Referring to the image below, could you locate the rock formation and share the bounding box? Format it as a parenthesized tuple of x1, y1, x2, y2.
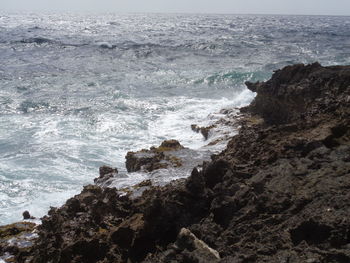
(125, 140, 184, 172)
(2, 63, 350, 263)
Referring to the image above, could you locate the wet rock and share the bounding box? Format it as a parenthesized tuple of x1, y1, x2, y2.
(94, 165, 118, 186)
(191, 124, 215, 140)
(190, 108, 242, 145)
(0, 222, 36, 240)
(117, 180, 153, 197)
(22, 211, 35, 220)
(158, 139, 184, 150)
(0, 222, 37, 262)
(20, 63, 350, 263)
(125, 140, 184, 172)
(126, 150, 164, 172)
(99, 165, 118, 177)
(22, 211, 30, 220)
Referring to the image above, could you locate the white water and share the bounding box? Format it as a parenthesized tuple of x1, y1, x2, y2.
(0, 13, 349, 224)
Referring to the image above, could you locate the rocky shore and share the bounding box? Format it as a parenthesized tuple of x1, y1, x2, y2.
(1, 62, 350, 263)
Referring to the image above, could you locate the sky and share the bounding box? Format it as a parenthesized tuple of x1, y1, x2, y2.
(1, 0, 350, 16)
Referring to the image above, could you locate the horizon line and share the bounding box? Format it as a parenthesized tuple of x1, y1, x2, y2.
(1, 10, 349, 17)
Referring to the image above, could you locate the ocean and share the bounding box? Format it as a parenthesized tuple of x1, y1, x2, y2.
(0, 13, 349, 224)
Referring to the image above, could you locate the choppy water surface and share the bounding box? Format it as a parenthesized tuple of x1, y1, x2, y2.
(0, 13, 349, 224)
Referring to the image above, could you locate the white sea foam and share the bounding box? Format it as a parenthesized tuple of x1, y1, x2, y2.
(0, 13, 349, 225)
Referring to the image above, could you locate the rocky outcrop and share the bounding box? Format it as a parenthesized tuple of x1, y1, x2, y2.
(29, 180, 212, 263)
(0, 222, 37, 262)
(8, 63, 350, 263)
(125, 140, 184, 173)
(244, 62, 350, 125)
(125, 140, 184, 172)
(94, 165, 119, 186)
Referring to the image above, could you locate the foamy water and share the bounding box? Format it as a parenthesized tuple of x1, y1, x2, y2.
(0, 13, 349, 224)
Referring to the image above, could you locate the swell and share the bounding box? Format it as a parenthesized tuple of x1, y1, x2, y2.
(193, 71, 269, 85)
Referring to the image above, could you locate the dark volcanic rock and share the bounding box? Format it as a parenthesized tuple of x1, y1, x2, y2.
(16, 63, 350, 263)
(22, 211, 33, 220)
(191, 124, 215, 140)
(28, 181, 211, 263)
(0, 221, 37, 262)
(144, 227, 221, 263)
(245, 62, 350, 125)
(94, 165, 118, 186)
(125, 140, 184, 172)
(99, 166, 118, 177)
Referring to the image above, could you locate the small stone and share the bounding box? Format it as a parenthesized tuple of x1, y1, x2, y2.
(23, 211, 31, 220)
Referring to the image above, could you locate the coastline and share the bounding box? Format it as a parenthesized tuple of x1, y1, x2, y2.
(1, 62, 350, 262)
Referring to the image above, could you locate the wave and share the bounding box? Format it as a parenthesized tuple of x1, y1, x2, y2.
(12, 38, 233, 53)
(193, 71, 269, 85)
(12, 37, 160, 51)
(20, 37, 55, 45)
(27, 26, 42, 31)
(97, 42, 116, 49)
(8, 36, 257, 58)
(12, 37, 87, 48)
(18, 100, 53, 114)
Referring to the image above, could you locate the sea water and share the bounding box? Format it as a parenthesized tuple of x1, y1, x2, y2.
(0, 13, 349, 224)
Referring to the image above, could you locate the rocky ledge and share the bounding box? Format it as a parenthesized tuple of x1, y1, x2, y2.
(125, 140, 185, 173)
(2, 63, 350, 263)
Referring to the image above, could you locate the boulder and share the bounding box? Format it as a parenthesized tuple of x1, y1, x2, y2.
(125, 140, 184, 172)
(94, 165, 118, 185)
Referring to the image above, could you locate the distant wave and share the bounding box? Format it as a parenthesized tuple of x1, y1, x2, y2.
(10, 37, 237, 53)
(8, 36, 260, 58)
(193, 71, 269, 85)
(97, 42, 116, 49)
(12, 37, 86, 47)
(27, 26, 42, 31)
(18, 100, 52, 114)
(20, 37, 55, 45)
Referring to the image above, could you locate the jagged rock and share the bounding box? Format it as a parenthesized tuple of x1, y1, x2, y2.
(186, 168, 205, 194)
(99, 165, 118, 177)
(15, 63, 350, 263)
(125, 140, 184, 172)
(94, 165, 118, 185)
(174, 228, 220, 262)
(0, 222, 37, 262)
(245, 62, 350, 125)
(110, 213, 144, 248)
(191, 124, 215, 140)
(157, 139, 184, 150)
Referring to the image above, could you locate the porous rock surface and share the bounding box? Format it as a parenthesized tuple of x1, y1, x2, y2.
(94, 165, 119, 186)
(0, 222, 37, 262)
(125, 140, 184, 172)
(11, 63, 350, 263)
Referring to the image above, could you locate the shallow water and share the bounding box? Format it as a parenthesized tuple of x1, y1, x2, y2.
(0, 13, 349, 224)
